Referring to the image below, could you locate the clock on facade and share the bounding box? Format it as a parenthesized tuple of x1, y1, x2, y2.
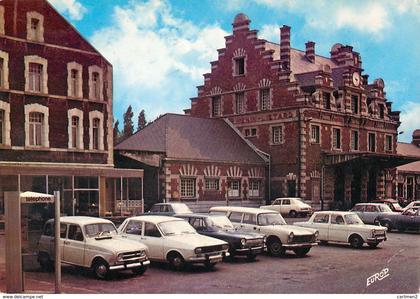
(352, 72, 361, 86)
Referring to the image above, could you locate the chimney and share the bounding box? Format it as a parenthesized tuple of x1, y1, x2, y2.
(305, 41, 315, 63)
(413, 130, 420, 147)
(280, 25, 291, 70)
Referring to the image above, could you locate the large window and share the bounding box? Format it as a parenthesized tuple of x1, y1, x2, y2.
(368, 133, 376, 152)
(71, 116, 80, 149)
(249, 180, 261, 197)
(29, 112, 44, 146)
(181, 178, 196, 198)
(351, 95, 359, 114)
(88, 66, 103, 100)
(323, 92, 331, 110)
(205, 178, 219, 191)
(0, 109, 4, 145)
(385, 135, 393, 152)
(351, 130, 359, 151)
(235, 92, 244, 114)
(212, 96, 221, 117)
(29, 63, 43, 92)
(311, 125, 320, 144)
(92, 72, 100, 99)
(228, 180, 240, 198)
(70, 69, 79, 97)
(92, 118, 100, 150)
(89, 111, 103, 150)
(332, 128, 341, 150)
(272, 126, 283, 144)
(234, 57, 245, 75)
(260, 88, 270, 111)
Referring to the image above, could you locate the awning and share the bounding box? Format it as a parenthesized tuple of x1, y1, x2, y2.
(323, 151, 419, 168)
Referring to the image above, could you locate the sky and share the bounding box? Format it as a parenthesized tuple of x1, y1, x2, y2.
(49, 0, 420, 142)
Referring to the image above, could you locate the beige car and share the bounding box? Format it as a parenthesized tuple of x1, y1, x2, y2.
(261, 197, 313, 217)
(38, 216, 150, 279)
(119, 215, 229, 270)
(294, 211, 387, 248)
(210, 206, 318, 257)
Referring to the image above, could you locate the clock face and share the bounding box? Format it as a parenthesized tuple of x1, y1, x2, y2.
(352, 72, 361, 86)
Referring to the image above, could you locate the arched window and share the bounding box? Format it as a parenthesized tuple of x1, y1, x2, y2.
(28, 112, 44, 146)
(24, 103, 49, 147)
(92, 118, 100, 150)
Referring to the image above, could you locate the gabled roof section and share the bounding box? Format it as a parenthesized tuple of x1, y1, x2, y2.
(396, 142, 420, 173)
(115, 114, 266, 164)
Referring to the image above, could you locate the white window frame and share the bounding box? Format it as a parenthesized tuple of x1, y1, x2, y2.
(351, 130, 359, 151)
(0, 6, 4, 35)
(68, 108, 84, 149)
(259, 88, 270, 111)
(89, 110, 104, 150)
(88, 65, 103, 100)
(310, 124, 320, 144)
(180, 177, 196, 198)
(385, 134, 393, 152)
(67, 62, 83, 98)
(205, 178, 219, 191)
(228, 179, 241, 198)
(24, 103, 49, 148)
(368, 132, 376, 152)
(248, 180, 261, 197)
(24, 55, 48, 94)
(332, 127, 342, 150)
(271, 125, 284, 145)
(0, 100, 11, 146)
(0, 50, 9, 89)
(26, 11, 44, 42)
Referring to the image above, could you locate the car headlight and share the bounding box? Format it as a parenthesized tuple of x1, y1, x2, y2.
(314, 230, 319, 238)
(194, 247, 202, 254)
(263, 236, 267, 244)
(117, 253, 124, 262)
(222, 244, 229, 250)
(241, 238, 247, 247)
(288, 232, 294, 243)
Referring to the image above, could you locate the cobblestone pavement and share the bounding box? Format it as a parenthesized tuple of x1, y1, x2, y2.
(0, 217, 419, 294)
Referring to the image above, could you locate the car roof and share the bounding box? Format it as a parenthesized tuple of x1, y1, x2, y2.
(125, 215, 184, 224)
(355, 203, 385, 206)
(313, 211, 355, 216)
(48, 216, 113, 226)
(210, 206, 275, 214)
(153, 202, 188, 206)
(177, 213, 227, 218)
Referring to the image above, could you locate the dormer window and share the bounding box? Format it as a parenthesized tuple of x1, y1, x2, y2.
(234, 57, 245, 75)
(323, 92, 331, 110)
(26, 12, 44, 42)
(379, 105, 385, 119)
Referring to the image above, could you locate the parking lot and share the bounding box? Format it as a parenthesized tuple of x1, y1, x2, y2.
(1, 216, 419, 294)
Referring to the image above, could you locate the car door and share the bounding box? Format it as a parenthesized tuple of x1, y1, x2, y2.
(311, 213, 330, 240)
(328, 215, 348, 242)
(240, 213, 260, 233)
(227, 212, 243, 229)
(363, 205, 379, 224)
(63, 224, 85, 265)
(142, 222, 164, 260)
(281, 199, 291, 214)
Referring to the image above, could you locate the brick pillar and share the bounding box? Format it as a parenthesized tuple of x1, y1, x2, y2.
(377, 170, 385, 199)
(305, 41, 315, 62)
(280, 25, 291, 70)
(360, 170, 368, 202)
(344, 171, 353, 207)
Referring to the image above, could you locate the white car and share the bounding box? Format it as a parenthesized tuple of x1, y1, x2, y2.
(294, 211, 387, 249)
(118, 215, 229, 270)
(260, 197, 313, 217)
(209, 206, 318, 257)
(402, 200, 420, 213)
(38, 216, 150, 279)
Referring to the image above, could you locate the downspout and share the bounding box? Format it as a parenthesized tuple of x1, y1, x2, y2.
(297, 109, 301, 197)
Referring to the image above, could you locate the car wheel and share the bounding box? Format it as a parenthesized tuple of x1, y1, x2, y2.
(267, 238, 285, 257)
(319, 240, 328, 246)
(373, 218, 380, 225)
(132, 265, 148, 276)
(168, 253, 185, 271)
(382, 221, 393, 232)
(93, 259, 110, 280)
(368, 242, 379, 249)
(293, 247, 310, 257)
(246, 253, 257, 261)
(349, 235, 364, 249)
(289, 210, 297, 218)
(38, 252, 53, 271)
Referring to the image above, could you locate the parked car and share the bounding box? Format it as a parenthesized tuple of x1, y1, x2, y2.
(209, 206, 318, 257)
(118, 215, 229, 270)
(402, 200, 420, 213)
(376, 208, 420, 232)
(260, 197, 313, 217)
(146, 202, 192, 216)
(37, 216, 150, 279)
(176, 213, 265, 260)
(372, 199, 403, 212)
(294, 211, 387, 248)
(351, 203, 398, 225)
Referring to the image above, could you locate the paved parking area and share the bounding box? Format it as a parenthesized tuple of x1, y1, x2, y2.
(0, 217, 419, 294)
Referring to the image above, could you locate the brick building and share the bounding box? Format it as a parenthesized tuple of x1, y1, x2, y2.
(115, 113, 268, 211)
(0, 0, 143, 219)
(187, 13, 416, 209)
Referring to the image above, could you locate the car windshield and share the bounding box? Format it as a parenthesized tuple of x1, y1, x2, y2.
(258, 213, 286, 226)
(379, 205, 393, 213)
(84, 223, 117, 237)
(344, 214, 364, 225)
(158, 220, 196, 236)
(172, 204, 192, 214)
(391, 203, 401, 209)
(207, 216, 234, 229)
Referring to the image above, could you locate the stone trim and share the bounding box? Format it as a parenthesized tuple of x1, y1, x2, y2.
(89, 110, 104, 151)
(0, 6, 4, 35)
(67, 62, 83, 98)
(24, 55, 48, 93)
(67, 108, 84, 149)
(26, 11, 44, 42)
(24, 103, 49, 148)
(0, 100, 11, 146)
(0, 50, 9, 89)
(88, 65, 104, 101)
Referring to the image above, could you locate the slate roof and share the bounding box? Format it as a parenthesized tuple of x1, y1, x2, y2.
(396, 142, 420, 173)
(115, 114, 266, 164)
